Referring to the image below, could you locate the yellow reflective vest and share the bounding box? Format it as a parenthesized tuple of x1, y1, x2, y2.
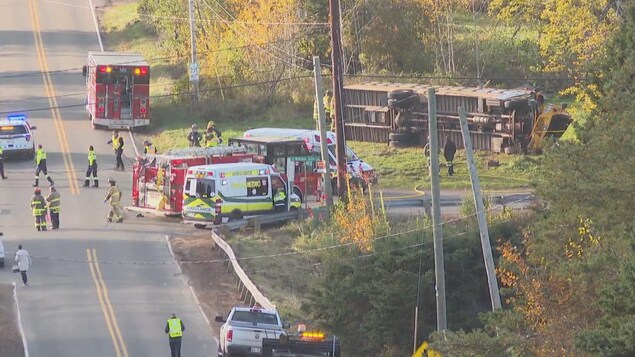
(88, 150, 97, 166)
(167, 318, 183, 338)
(36, 148, 46, 164)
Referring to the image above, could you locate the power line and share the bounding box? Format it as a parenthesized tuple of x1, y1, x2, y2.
(0, 74, 313, 115)
(27, 196, 531, 266)
(42, 0, 329, 26)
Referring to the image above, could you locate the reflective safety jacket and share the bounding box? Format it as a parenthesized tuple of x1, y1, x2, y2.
(36, 148, 47, 165)
(274, 190, 286, 203)
(0, 147, 3, 158)
(46, 191, 61, 213)
(204, 131, 219, 148)
(31, 194, 46, 216)
(144, 144, 157, 155)
(166, 318, 183, 338)
(88, 150, 97, 166)
(106, 186, 122, 205)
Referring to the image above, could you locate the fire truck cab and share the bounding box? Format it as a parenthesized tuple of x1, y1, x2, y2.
(128, 146, 253, 217)
(82, 51, 150, 129)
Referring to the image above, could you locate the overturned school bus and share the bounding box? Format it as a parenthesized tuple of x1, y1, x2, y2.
(343, 82, 573, 153)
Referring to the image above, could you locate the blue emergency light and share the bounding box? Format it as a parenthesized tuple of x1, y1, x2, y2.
(7, 114, 27, 121)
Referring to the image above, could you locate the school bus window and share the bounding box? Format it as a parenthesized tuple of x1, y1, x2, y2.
(259, 144, 267, 156)
(274, 158, 286, 174)
(273, 144, 286, 156)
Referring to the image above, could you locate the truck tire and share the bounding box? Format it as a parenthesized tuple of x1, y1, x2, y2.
(388, 140, 408, 148)
(292, 186, 303, 203)
(194, 224, 207, 229)
(504, 99, 527, 110)
(387, 89, 414, 101)
(504, 146, 518, 154)
(388, 132, 413, 142)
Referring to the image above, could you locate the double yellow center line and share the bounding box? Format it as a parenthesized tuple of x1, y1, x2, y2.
(87, 249, 129, 357)
(28, 0, 80, 194)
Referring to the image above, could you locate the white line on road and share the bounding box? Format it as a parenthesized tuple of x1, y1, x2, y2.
(86, 0, 104, 52)
(13, 282, 30, 357)
(164, 235, 214, 334)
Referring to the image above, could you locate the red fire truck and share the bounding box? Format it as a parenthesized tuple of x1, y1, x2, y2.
(82, 51, 150, 129)
(127, 146, 253, 216)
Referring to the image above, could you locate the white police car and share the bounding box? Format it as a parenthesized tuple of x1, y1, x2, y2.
(0, 114, 36, 159)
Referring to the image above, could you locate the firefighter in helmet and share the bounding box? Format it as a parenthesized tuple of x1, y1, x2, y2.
(204, 121, 222, 148)
(104, 178, 123, 223)
(31, 187, 47, 231)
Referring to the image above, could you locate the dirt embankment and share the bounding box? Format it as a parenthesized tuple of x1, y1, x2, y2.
(0, 284, 25, 357)
(169, 233, 245, 338)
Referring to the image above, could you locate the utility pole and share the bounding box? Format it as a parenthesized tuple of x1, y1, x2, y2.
(428, 88, 447, 332)
(313, 56, 334, 207)
(458, 106, 502, 310)
(188, 0, 199, 102)
(328, 0, 347, 196)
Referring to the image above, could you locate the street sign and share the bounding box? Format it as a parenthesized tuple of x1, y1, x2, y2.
(289, 156, 318, 162)
(189, 63, 199, 82)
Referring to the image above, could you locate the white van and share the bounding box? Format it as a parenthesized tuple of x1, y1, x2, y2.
(182, 162, 301, 226)
(243, 128, 377, 183)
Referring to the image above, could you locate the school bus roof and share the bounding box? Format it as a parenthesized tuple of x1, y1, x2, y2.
(88, 51, 148, 66)
(189, 162, 272, 173)
(229, 136, 305, 145)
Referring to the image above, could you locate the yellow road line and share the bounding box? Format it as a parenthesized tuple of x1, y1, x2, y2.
(87, 249, 129, 357)
(28, 0, 80, 194)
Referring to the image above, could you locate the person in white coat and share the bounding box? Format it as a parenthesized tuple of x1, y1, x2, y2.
(15, 245, 32, 286)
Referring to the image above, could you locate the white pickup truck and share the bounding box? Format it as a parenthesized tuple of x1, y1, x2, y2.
(216, 306, 289, 356)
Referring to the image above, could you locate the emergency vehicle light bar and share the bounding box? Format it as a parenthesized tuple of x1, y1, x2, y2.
(134, 67, 149, 75)
(98, 65, 112, 73)
(300, 331, 326, 341)
(7, 114, 26, 121)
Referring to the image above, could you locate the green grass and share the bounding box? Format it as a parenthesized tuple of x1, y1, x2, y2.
(100, 2, 177, 96)
(225, 226, 316, 322)
(349, 142, 535, 190)
(101, 2, 536, 192)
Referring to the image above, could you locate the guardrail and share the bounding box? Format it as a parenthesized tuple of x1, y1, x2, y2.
(218, 209, 307, 235)
(210, 231, 276, 310)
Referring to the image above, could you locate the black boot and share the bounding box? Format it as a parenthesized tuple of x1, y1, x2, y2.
(47, 176, 54, 186)
(84, 179, 90, 187)
(33, 179, 39, 187)
(93, 180, 99, 188)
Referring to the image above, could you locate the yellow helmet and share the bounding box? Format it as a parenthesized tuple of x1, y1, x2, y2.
(207, 120, 215, 128)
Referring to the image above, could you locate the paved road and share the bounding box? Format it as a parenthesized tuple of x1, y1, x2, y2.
(0, 0, 216, 355)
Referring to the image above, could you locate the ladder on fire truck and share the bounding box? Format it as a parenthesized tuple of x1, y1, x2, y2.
(163, 146, 247, 157)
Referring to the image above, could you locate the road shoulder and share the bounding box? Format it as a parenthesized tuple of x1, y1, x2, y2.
(0, 283, 26, 357)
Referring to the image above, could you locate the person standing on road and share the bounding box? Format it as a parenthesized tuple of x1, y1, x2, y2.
(443, 135, 457, 177)
(104, 178, 123, 223)
(33, 144, 54, 187)
(85, 145, 98, 188)
(165, 313, 185, 357)
(0, 146, 7, 179)
(107, 131, 125, 171)
(187, 124, 202, 147)
(15, 245, 32, 286)
(45, 186, 61, 230)
(31, 187, 47, 231)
